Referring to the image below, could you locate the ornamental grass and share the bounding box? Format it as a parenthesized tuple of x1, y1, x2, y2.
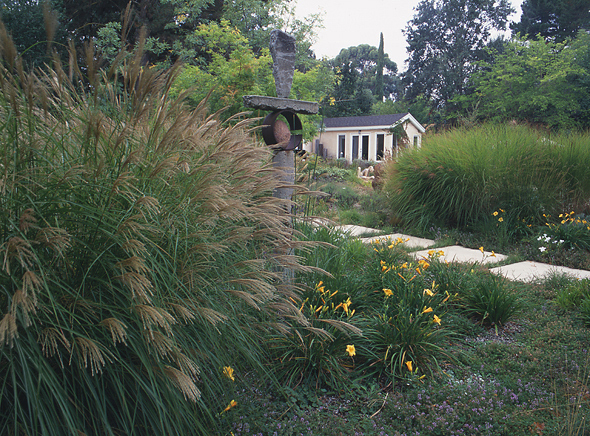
(0, 22, 313, 436)
(384, 124, 590, 235)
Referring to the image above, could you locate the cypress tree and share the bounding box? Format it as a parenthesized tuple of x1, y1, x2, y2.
(375, 32, 385, 101)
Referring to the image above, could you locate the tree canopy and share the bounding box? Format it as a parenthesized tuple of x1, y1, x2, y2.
(511, 0, 590, 42)
(458, 31, 590, 129)
(403, 0, 513, 109)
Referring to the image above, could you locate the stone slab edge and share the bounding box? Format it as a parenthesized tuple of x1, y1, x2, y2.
(490, 261, 590, 282)
(360, 233, 435, 249)
(412, 245, 507, 265)
(243, 95, 319, 114)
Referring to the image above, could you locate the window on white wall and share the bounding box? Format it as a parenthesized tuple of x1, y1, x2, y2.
(338, 135, 345, 158)
(376, 134, 384, 160)
(361, 135, 369, 160)
(352, 136, 359, 160)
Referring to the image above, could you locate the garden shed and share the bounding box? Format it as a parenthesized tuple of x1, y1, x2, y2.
(306, 113, 425, 162)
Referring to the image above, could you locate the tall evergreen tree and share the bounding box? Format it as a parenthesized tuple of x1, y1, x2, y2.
(511, 0, 590, 42)
(375, 32, 384, 102)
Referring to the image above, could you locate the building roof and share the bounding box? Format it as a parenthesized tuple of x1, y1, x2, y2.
(323, 113, 425, 133)
(324, 113, 407, 128)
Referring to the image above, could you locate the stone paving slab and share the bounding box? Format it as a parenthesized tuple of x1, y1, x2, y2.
(412, 245, 507, 265)
(360, 233, 435, 249)
(490, 261, 590, 282)
(336, 225, 381, 237)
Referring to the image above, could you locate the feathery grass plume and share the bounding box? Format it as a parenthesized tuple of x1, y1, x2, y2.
(70, 337, 108, 376)
(10, 289, 36, 326)
(0, 313, 18, 346)
(0, 12, 312, 433)
(99, 318, 128, 345)
(1, 237, 35, 275)
(19, 208, 37, 233)
(162, 365, 201, 402)
(37, 327, 71, 358)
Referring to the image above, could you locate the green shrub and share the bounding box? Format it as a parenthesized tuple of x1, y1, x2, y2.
(321, 183, 360, 208)
(268, 281, 361, 389)
(555, 279, 590, 310)
(339, 208, 363, 225)
(0, 36, 307, 435)
(540, 212, 590, 251)
(461, 274, 521, 326)
(579, 295, 590, 327)
(357, 249, 453, 381)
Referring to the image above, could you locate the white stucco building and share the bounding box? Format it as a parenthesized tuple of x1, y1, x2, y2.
(306, 113, 425, 162)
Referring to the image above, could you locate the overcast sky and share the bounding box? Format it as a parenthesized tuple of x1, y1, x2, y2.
(293, 0, 524, 71)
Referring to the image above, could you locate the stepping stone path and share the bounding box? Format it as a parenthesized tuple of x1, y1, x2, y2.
(332, 224, 590, 283)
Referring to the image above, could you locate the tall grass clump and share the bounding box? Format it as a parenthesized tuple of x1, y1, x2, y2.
(0, 22, 309, 436)
(384, 124, 590, 235)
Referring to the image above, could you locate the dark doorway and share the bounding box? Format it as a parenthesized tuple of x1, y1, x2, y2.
(338, 135, 345, 158)
(352, 136, 359, 160)
(361, 135, 369, 160)
(376, 134, 384, 160)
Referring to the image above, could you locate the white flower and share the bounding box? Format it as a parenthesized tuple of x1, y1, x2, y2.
(544, 237, 551, 243)
(559, 240, 564, 244)
(539, 246, 547, 252)
(537, 236, 543, 241)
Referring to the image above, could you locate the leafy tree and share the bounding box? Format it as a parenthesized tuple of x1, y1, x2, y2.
(291, 61, 336, 139)
(323, 41, 397, 117)
(322, 61, 360, 117)
(403, 0, 513, 109)
(0, 0, 66, 67)
(333, 43, 397, 99)
(511, 0, 590, 42)
(171, 21, 334, 140)
(171, 21, 273, 115)
(459, 32, 590, 129)
(372, 95, 433, 127)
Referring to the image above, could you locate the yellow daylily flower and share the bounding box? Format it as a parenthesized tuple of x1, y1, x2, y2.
(433, 314, 441, 325)
(422, 306, 433, 314)
(492, 211, 498, 216)
(222, 400, 238, 413)
(418, 259, 430, 269)
(424, 289, 434, 297)
(498, 217, 504, 222)
(405, 360, 413, 372)
(346, 344, 356, 357)
(336, 298, 352, 314)
(223, 366, 235, 382)
(479, 246, 484, 253)
(383, 288, 393, 297)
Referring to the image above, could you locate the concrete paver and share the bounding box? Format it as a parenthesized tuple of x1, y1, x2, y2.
(336, 225, 380, 237)
(490, 261, 590, 282)
(360, 233, 435, 249)
(323, 223, 590, 283)
(411, 245, 507, 265)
